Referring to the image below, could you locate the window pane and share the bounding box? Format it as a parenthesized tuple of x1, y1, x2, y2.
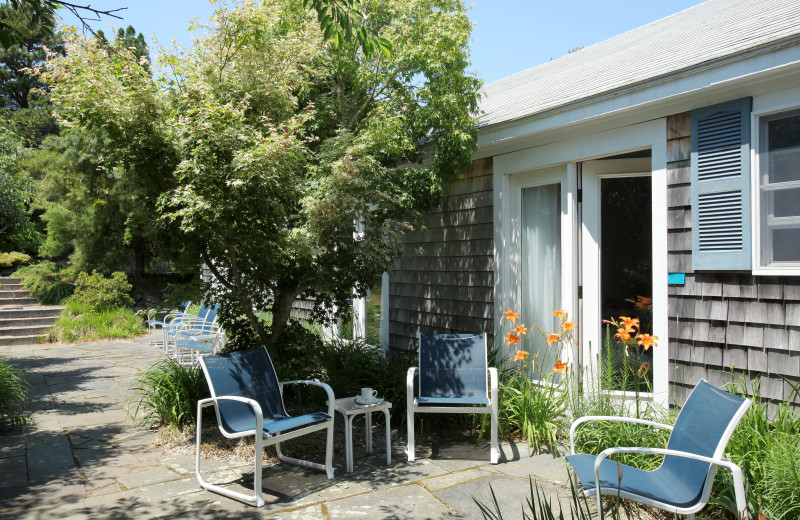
(773, 188, 800, 218)
(773, 228, 800, 262)
(767, 115, 800, 184)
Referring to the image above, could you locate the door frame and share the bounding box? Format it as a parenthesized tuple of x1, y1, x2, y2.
(494, 118, 669, 407)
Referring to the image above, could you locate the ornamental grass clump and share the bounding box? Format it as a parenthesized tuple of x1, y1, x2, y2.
(130, 358, 209, 429)
(0, 357, 31, 429)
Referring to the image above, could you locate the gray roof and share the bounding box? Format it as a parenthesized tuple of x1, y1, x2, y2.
(478, 0, 800, 128)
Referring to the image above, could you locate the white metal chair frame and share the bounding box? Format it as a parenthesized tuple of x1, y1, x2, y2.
(196, 361, 335, 507)
(406, 333, 499, 464)
(567, 385, 751, 519)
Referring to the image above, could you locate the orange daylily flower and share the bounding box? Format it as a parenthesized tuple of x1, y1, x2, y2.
(619, 316, 640, 330)
(637, 333, 658, 350)
(637, 361, 651, 376)
(503, 309, 520, 324)
(634, 296, 653, 310)
(552, 359, 568, 374)
(562, 321, 577, 333)
(513, 350, 529, 363)
(552, 310, 567, 318)
(506, 332, 522, 346)
(615, 327, 632, 341)
(513, 324, 528, 336)
(546, 333, 561, 346)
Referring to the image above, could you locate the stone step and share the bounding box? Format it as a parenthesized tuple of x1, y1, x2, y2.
(0, 289, 31, 299)
(0, 283, 25, 291)
(0, 315, 58, 328)
(0, 335, 43, 346)
(0, 277, 22, 285)
(0, 324, 50, 337)
(0, 297, 39, 306)
(0, 306, 63, 319)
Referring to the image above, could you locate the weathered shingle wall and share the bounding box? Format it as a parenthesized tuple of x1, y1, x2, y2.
(667, 112, 800, 405)
(388, 157, 494, 350)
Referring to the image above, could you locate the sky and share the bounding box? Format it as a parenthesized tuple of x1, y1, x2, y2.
(58, 0, 707, 85)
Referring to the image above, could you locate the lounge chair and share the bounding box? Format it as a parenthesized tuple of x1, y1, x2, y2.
(406, 332, 499, 464)
(196, 347, 335, 507)
(566, 379, 751, 519)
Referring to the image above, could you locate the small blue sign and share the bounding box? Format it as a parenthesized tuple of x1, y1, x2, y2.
(668, 273, 686, 285)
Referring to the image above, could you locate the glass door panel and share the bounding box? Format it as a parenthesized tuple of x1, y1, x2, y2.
(521, 183, 562, 379)
(599, 176, 653, 392)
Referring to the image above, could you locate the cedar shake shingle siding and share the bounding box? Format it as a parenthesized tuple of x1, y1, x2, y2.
(667, 112, 800, 405)
(388, 157, 494, 350)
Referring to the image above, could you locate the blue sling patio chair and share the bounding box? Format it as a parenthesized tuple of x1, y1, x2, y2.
(145, 300, 191, 351)
(566, 379, 751, 519)
(197, 347, 335, 507)
(406, 333, 499, 464)
(164, 303, 219, 357)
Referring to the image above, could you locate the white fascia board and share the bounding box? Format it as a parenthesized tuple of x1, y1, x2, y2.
(476, 41, 800, 160)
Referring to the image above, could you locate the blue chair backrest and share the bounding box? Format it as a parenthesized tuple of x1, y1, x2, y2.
(419, 333, 488, 399)
(188, 303, 217, 332)
(662, 380, 749, 503)
(201, 347, 288, 432)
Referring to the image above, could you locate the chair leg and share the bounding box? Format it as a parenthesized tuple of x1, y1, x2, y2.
(490, 409, 499, 464)
(407, 406, 415, 462)
(195, 401, 265, 507)
(325, 415, 335, 479)
(274, 422, 335, 479)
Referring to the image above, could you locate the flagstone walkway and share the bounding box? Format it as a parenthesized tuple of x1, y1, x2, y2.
(0, 337, 574, 519)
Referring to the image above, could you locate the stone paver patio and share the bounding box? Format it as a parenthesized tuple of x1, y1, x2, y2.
(0, 337, 574, 519)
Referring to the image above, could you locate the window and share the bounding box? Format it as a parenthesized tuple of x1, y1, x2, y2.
(757, 109, 800, 268)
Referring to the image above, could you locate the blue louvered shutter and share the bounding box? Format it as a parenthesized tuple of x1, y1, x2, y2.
(691, 98, 752, 271)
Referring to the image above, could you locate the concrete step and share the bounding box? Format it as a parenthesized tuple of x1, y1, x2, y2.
(0, 297, 39, 306)
(0, 306, 63, 319)
(0, 283, 25, 291)
(0, 289, 31, 299)
(0, 335, 43, 346)
(0, 315, 58, 328)
(0, 277, 22, 285)
(0, 324, 50, 337)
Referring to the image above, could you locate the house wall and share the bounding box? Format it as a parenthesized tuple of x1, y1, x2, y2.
(388, 157, 494, 350)
(666, 112, 800, 405)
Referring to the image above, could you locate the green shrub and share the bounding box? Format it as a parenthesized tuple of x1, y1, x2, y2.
(45, 300, 144, 343)
(71, 270, 134, 310)
(0, 252, 31, 269)
(710, 377, 800, 519)
(0, 357, 31, 429)
(130, 358, 209, 429)
(14, 261, 75, 304)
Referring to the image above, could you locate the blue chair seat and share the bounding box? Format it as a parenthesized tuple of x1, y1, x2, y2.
(220, 411, 331, 436)
(416, 396, 490, 406)
(565, 453, 702, 509)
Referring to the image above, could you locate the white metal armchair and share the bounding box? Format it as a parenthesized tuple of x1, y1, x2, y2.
(566, 379, 751, 519)
(197, 347, 335, 507)
(406, 333, 499, 464)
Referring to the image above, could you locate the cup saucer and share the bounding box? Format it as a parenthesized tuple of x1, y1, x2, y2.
(355, 396, 382, 405)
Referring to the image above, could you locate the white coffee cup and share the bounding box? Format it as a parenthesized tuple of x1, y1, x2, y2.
(360, 388, 378, 402)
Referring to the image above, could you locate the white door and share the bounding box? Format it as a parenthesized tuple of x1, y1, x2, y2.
(580, 158, 665, 400)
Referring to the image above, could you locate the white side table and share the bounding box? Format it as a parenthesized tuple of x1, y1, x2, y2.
(332, 397, 392, 473)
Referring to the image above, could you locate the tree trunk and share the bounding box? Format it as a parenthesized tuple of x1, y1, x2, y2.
(269, 288, 303, 345)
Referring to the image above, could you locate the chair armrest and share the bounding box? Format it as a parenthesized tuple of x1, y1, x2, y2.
(592, 446, 748, 516)
(198, 395, 264, 434)
(279, 380, 335, 417)
(488, 367, 498, 401)
(569, 415, 673, 455)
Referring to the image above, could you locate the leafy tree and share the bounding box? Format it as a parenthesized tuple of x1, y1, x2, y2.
(33, 25, 172, 274)
(0, 0, 124, 49)
(0, 128, 38, 252)
(40, 0, 480, 354)
(0, 1, 62, 143)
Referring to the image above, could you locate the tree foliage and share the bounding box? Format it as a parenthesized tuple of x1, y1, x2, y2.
(0, 128, 38, 252)
(40, 0, 481, 353)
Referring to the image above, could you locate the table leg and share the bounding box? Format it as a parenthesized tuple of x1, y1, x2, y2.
(365, 411, 373, 454)
(345, 415, 354, 473)
(383, 409, 391, 466)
